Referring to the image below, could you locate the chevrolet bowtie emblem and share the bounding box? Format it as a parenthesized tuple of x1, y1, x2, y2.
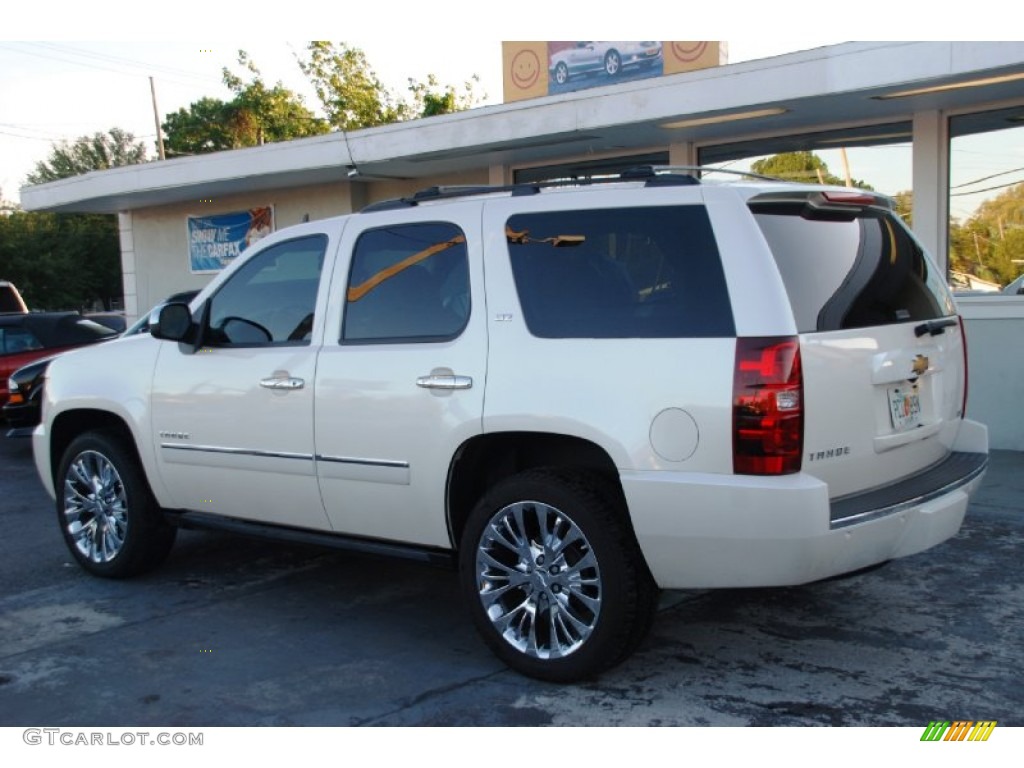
(912, 354, 930, 377)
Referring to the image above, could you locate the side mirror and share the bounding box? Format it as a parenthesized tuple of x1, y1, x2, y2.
(151, 302, 194, 342)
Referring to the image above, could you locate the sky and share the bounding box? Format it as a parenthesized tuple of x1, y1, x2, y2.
(0, 37, 849, 201)
(0, 4, 1012, 210)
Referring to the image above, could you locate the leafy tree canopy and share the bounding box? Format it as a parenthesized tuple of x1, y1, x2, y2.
(297, 41, 483, 131)
(407, 73, 483, 118)
(751, 150, 873, 190)
(298, 41, 405, 130)
(16, 129, 144, 309)
(949, 182, 1024, 285)
(0, 210, 121, 310)
(26, 128, 148, 185)
(162, 51, 329, 156)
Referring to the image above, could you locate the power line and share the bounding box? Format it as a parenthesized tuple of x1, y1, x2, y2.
(0, 42, 225, 93)
(0, 122, 66, 141)
(29, 42, 223, 86)
(951, 178, 1024, 197)
(951, 165, 1024, 190)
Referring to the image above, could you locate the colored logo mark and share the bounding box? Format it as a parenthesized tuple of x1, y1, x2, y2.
(920, 720, 997, 741)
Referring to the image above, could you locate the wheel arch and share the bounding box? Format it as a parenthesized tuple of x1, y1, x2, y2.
(446, 431, 629, 550)
(50, 409, 142, 489)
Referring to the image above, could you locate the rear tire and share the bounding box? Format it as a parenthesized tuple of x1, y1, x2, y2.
(459, 468, 657, 682)
(57, 431, 176, 578)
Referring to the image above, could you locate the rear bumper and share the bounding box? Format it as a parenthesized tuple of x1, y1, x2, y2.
(622, 422, 989, 589)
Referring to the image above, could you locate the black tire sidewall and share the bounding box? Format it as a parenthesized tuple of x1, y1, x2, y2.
(56, 431, 173, 579)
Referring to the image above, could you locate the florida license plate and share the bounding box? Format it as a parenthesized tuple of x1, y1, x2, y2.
(888, 386, 922, 431)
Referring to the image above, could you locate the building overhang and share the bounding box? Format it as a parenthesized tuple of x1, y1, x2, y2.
(21, 41, 1024, 214)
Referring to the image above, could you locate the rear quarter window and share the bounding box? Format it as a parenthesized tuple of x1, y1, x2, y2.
(506, 205, 734, 339)
(753, 207, 955, 333)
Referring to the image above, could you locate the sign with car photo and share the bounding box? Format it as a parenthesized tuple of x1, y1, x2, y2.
(187, 206, 274, 273)
(502, 42, 725, 102)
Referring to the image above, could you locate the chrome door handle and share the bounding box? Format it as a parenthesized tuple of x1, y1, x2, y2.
(260, 376, 305, 390)
(416, 374, 473, 390)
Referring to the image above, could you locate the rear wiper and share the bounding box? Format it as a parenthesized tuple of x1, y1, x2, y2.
(914, 317, 958, 337)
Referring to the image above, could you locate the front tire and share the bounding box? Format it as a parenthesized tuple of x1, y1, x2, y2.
(554, 62, 569, 85)
(604, 50, 621, 76)
(57, 431, 176, 578)
(459, 469, 657, 682)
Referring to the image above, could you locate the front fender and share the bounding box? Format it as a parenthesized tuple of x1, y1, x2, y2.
(36, 335, 166, 503)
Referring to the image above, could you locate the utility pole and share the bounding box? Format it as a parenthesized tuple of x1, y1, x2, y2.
(839, 147, 853, 187)
(150, 76, 166, 161)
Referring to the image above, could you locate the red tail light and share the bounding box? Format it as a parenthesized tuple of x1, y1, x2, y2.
(958, 316, 969, 417)
(733, 336, 803, 475)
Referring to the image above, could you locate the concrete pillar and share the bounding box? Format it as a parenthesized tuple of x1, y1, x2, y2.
(489, 164, 509, 186)
(669, 141, 697, 168)
(118, 212, 138, 322)
(912, 111, 950, 273)
(347, 182, 369, 213)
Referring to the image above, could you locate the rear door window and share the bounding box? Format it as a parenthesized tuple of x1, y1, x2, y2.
(342, 222, 470, 344)
(506, 206, 734, 338)
(752, 205, 955, 333)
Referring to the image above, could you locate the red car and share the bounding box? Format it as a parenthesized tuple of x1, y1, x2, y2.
(0, 312, 118, 412)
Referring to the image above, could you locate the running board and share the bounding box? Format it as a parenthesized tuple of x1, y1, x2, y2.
(165, 510, 455, 568)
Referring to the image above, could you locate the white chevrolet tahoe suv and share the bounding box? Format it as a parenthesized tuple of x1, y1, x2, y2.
(34, 169, 989, 681)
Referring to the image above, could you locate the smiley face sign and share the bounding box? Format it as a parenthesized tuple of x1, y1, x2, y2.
(503, 42, 549, 101)
(511, 49, 541, 89)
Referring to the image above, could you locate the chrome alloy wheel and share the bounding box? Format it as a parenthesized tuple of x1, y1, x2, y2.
(475, 500, 602, 659)
(62, 450, 128, 563)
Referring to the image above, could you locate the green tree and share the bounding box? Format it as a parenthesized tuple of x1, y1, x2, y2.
(751, 150, 873, 189)
(892, 190, 913, 225)
(163, 51, 328, 156)
(161, 97, 240, 155)
(26, 128, 147, 185)
(407, 74, 483, 118)
(12, 129, 145, 309)
(0, 210, 120, 309)
(949, 182, 1024, 285)
(298, 41, 406, 130)
(298, 41, 483, 130)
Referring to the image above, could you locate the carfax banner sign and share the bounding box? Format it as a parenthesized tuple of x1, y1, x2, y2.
(187, 206, 274, 273)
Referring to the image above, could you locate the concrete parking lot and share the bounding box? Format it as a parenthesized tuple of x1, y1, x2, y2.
(0, 436, 1021, 726)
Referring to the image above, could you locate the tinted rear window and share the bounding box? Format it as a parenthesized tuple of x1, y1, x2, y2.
(506, 206, 734, 339)
(0, 285, 27, 313)
(753, 208, 955, 333)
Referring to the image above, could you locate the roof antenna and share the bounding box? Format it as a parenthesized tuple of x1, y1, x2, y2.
(341, 124, 360, 180)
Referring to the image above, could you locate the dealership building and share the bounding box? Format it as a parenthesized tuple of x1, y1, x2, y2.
(21, 41, 1024, 449)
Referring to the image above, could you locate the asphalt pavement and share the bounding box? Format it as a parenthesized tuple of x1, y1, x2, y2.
(0, 436, 1020, 726)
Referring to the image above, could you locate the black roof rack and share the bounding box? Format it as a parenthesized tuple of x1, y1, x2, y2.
(358, 165, 785, 213)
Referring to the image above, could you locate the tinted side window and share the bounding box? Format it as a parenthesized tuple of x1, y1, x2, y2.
(207, 235, 327, 346)
(506, 206, 734, 339)
(753, 210, 955, 333)
(0, 327, 42, 354)
(343, 222, 470, 343)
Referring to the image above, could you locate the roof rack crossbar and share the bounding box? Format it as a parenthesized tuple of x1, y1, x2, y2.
(359, 165, 783, 213)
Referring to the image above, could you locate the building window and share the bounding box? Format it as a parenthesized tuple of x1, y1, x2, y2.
(699, 123, 913, 210)
(948, 108, 1024, 295)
